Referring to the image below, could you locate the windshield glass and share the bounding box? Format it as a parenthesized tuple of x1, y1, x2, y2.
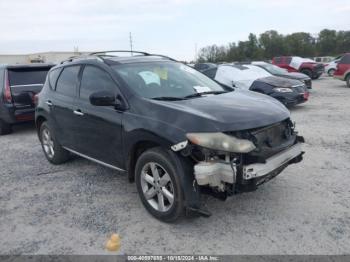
(112, 62, 226, 99)
(259, 63, 287, 74)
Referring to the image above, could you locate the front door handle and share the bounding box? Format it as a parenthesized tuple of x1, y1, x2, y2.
(73, 109, 84, 116)
(45, 100, 53, 106)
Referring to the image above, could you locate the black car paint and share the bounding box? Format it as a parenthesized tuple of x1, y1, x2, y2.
(36, 56, 303, 216)
(250, 76, 309, 107)
(37, 58, 290, 168)
(255, 64, 312, 89)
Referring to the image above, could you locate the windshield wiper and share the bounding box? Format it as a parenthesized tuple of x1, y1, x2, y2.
(151, 96, 186, 101)
(183, 90, 229, 99)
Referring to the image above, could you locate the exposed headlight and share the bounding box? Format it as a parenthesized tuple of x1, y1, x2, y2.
(186, 132, 256, 153)
(273, 87, 293, 93)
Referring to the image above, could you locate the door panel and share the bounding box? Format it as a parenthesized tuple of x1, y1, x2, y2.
(73, 65, 123, 167)
(50, 65, 80, 148)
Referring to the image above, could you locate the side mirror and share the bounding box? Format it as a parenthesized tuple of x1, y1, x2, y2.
(90, 91, 118, 107)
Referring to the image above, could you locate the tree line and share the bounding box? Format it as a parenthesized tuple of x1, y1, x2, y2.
(196, 29, 350, 63)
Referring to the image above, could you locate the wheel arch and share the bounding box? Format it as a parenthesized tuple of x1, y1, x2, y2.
(125, 131, 175, 183)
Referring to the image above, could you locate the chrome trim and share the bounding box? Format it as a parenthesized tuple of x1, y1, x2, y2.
(171, 140, 188, 151)
(73, 110, 84, 116)
(243, 143, 302, 180)
(63, 147, 125, 172)
(10, 84, 43, 87)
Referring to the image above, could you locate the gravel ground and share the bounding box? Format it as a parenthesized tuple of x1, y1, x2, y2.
(0, 77, 350, 255)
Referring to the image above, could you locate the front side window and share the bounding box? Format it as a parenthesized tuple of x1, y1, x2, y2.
(112, 62, 225, 99)
(56, 66, 80, 96)
(80, 66, 116, 100)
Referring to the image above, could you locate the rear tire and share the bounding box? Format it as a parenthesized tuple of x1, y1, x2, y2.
(39, 121, 70, 164)
(0, 119, 12, 135)
(135, 147, 185, 222)
(346, 75, 350, 88)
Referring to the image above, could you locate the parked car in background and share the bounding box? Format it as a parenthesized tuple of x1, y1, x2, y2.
(35, 51, 304, 222)
(334, 53, 350, 87)
(202, 63, 309, 107)
(252, 61, 312, 89)
(324, 55, 343, 76)
(314, 56, 334, 63)
(194, 63, 217, 72)
(0, 63, 53, 135)
(325, 59, 340, 76)
(272, 56, 324, 80)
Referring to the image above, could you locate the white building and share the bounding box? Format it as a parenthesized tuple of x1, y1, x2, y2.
(0, 51, 92, 64)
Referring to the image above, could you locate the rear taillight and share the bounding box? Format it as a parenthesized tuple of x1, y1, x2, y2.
(33, 94, 39, 106)
(3, 70, 12, 103)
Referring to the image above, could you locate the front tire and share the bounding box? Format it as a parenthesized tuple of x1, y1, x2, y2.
(39, 121, 70, 164)
(346, 75, 350, 88)
(328, 69, 335, 76)
(0, 119, 12, 135)
(301, 69, 312, 78)
(135, 147, 185, 222)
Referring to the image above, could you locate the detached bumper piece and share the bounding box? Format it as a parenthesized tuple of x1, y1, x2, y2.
(243, 143, 303, 180)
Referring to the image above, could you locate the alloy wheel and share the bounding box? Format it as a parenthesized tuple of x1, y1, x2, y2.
(140, 162, 175, 212)
(42, 128, 55, 158)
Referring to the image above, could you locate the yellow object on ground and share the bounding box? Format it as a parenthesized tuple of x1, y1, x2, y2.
(106, 233, 121, 252)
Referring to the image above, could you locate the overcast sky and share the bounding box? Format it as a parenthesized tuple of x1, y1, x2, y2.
(0, 0, 349, 61)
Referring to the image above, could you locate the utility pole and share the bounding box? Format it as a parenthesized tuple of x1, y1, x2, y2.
(194, 43, 198, 62)
(129, 32, 133, 55)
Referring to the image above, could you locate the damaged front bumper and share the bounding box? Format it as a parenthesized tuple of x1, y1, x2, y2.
(193, 142, 304, 194)
(242, 143, 302, 180)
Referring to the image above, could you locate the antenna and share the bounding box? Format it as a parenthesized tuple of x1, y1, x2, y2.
(129, 32, 133, 55)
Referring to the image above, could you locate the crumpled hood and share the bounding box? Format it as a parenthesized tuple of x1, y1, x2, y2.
(142, 90, 290, 133)
(256, 76, 303, 88)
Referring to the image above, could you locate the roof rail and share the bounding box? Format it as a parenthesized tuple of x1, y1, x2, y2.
(89, 50, 150, 56)
(60, 55, 104, 64)
(89, 50, 178, 61)
(59, 51, 178, 64)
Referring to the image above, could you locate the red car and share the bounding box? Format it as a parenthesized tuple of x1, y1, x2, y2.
(334, 53, 350, 88)
(272, 56, 325, 80)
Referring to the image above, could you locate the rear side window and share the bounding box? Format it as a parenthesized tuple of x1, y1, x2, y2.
(7, 68, 51, 86)
(48, 68, 62, 89)
(274, 57, 282, 64)
(79, 66, 116, 100)
(339, 54, 350, 64)
(56, 66, 80, 96)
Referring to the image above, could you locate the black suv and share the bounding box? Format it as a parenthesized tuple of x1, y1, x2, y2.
(0, 64, 53, 135)
(36, 51, 304, 222)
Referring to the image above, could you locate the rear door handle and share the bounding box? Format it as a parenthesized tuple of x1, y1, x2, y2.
(45, 100, 53, 106)
(73, 109, 84, 116)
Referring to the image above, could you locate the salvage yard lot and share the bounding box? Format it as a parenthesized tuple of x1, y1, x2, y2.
(0, 77, 350, 255)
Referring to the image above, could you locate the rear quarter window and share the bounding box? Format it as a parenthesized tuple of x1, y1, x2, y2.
(48, 68, 62, 89)
(8, 67, 51, 86)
